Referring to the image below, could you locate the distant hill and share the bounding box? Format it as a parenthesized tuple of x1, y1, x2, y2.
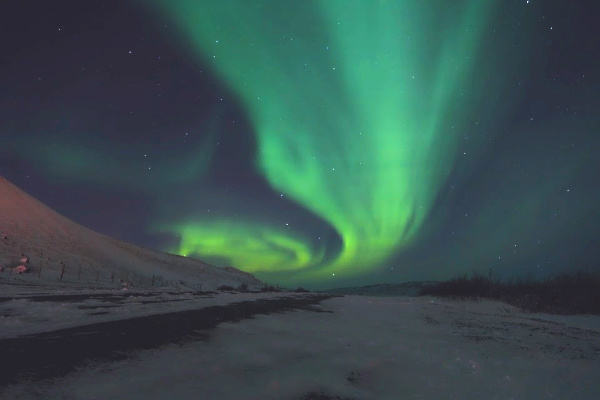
(0, 176, 263, 290)
(325, 282, 438, 297)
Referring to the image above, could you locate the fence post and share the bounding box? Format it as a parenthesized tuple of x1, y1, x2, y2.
(60, 265, 65, 281)
(96, 271, 100, 282)
(111, 271, 115, 283)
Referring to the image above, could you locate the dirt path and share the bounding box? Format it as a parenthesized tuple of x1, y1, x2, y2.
(0, 293, 335, 387)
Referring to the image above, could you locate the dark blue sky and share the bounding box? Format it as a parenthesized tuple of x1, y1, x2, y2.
(1, 0, 598, 288)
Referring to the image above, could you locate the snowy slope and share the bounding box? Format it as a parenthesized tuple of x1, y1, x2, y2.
(0, 176, 263, 290)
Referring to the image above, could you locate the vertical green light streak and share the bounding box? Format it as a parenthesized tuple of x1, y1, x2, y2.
(148, 0, 499, 280)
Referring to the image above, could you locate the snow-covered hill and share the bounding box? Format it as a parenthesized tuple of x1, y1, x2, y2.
(0, 176, 263, 290)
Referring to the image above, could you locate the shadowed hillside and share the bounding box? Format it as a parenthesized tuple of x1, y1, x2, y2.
(419, 269, 600, 315)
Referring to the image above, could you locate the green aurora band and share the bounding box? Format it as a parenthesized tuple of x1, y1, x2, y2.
(146, 0, 529, 283)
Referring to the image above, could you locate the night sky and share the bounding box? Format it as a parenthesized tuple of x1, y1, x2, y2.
(1, 0, 598, 289)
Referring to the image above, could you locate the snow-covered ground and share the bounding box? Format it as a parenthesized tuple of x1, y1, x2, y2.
(2, 289, 599, 399)
(0, 283, 285, 339)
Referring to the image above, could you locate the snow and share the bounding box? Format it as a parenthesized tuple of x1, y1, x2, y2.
(0, 284, 283, 339)
(2, 294, 599, 399)
(0, 175, 263, 291)
(2, 176, 599, 398)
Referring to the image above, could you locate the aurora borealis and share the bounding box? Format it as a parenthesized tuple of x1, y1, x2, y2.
(146, 0, 522, 281)
(1, 0, 598, 288)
